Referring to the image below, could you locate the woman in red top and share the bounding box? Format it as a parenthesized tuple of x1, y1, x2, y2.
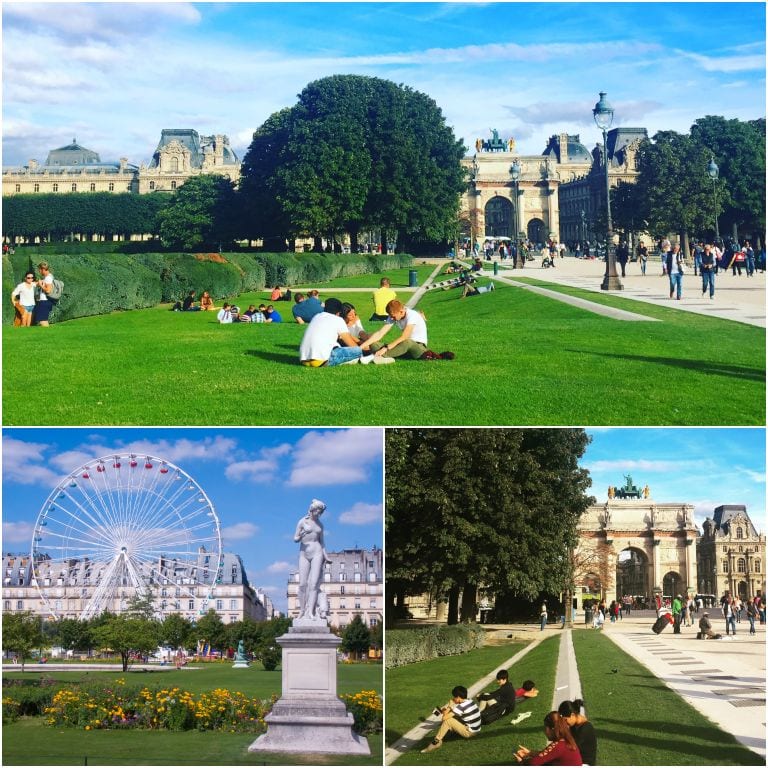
(513, 711, 582, 766)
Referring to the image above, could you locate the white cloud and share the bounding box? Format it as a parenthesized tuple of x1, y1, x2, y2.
(2, 436, 62, 487)
(287, 429, 382, 486)
(265, 561, 293, 574)
(339, 502, 382, 526)
(225, 459, 279, 483)
(221, 522, 259, 542)
(2, 521, 36, 546)
(586, 459, 693, 473)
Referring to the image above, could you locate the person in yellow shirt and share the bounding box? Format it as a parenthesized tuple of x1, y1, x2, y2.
(370, 277, 397, 321)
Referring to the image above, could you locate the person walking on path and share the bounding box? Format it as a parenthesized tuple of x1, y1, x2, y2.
(700, 243, 717, 298)
(672, 594, 683, 634)
(637, 242, 648, 276)
(540, 602, 548, 631)
(746, 599, 757, 635)
(666, 244, 684, 300)
(420, 685, 481, 753)
(723, 596, 737, 636)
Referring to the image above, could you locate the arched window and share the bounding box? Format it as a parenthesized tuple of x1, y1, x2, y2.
(90, 182, 96, 192)
(15, 184, 20, 192)
(737, 558, 746, 572)
(108, 182, 114, 192)
(736, 527, 744, 539)
(52, 183, 58, 192)
(149, 181, 155, 191)
(71, 183, 77, 192)
(722, 560, 728, 573)
(755, 560, 761, 573)
(33, 184, 39, 193)
(170, 157, 179, 173)
(171, 181, 177, 190)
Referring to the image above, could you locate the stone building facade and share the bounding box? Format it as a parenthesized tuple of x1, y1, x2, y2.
(2, 550, 272, 624)
(2, 130, 240, 198)
(287, 547, 382, 630)
(697, 505, 765, 600)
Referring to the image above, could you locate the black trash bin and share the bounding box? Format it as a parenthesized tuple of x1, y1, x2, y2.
(408, 269, 418, 287)
(584, 607, 593, 626)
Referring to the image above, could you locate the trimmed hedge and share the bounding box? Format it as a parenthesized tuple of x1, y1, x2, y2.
(385, 624, 485, 669)
(2, 251, 413, 324)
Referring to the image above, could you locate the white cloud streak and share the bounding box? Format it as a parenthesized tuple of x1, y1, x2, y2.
(338, 502, 382, 526)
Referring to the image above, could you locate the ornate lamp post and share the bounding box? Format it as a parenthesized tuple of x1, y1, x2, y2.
(593, 92, 622, 290)
(707, 155, 720, 243)
(510, 159, 522, 268)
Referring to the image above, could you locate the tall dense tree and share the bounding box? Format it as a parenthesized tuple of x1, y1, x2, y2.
(2, 611, 44, 671)
(160, 614, 194, 651)
(51, 618, 94, 656)
(158, 174, 237, 250)
(193, 609, 228, 652)
(341, 614, 372, 660)
(92, 615, 160, 672)
(386, 429, 594, 625)
(239, 75, 467, 249)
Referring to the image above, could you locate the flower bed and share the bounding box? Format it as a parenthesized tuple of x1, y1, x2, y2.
(43, 680, 273, 733)
(339, 689, 382, 735)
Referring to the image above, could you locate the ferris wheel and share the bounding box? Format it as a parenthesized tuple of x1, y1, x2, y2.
(30, 454, 223, 621)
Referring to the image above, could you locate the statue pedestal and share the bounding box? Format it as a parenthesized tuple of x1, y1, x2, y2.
(232, 659, 250, 669)
(248, 624, 370, 756)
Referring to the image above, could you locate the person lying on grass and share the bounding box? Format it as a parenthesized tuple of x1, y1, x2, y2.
(363, 300, 455, 361)
(514, 711, 582, 766)
(299, 297, 393, 367)
(420, 684, 481, 753)
(516, 679, 539, 701)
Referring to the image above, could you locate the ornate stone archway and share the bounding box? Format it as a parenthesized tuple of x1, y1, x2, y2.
(575, 480, 697, 606)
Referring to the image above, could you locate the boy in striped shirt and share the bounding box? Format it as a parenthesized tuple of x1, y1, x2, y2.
(421, 685, 481, 753)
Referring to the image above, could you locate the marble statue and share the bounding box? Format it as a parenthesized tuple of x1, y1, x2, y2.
(294, 498, 331, 621)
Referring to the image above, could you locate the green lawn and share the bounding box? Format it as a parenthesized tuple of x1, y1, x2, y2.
(572, 629, 762, 765)
(386, 636, 558, 764)
(3, 278, 764, 425)
(2, 661, 382, 765)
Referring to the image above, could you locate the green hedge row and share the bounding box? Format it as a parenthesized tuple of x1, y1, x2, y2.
(385, 624, 485, 669)
(3, 251, 412, 325)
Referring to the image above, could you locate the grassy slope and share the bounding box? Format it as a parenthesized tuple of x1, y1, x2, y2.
(2, 662, 382, 766)
(386, 637, 560, 766)
(572, 629, 762, 765)
(3, 282, 764, 426)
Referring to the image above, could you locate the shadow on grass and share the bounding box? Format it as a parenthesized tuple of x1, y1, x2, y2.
(575, 350, 765, 382)
(592, 716, 764, 765)
(244, 349, 297, 364)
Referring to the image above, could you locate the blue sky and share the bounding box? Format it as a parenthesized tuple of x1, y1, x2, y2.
(2, 428, 384, 614)
(583, 428, 765, 532)
(2, 2, 765, 166)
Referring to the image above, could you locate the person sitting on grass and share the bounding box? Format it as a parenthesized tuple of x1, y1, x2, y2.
(364, 300, 454, 361)
(292, 292, 324, 324)
(513, 711, 582, 766)
(557, 699, 597, 765)
(264, 304, 283, 323)
(217, 303, 234, 324)
(371, 277, 397, 321)
(420, 685, 481, 753)
(200, 290, 214, 311)
(462, 279, 495, 298)
(341, 303, 371, 344)
(299, 297, 393, 367)
(183, 290, 201, 311)
(270, 285, 292, 301)
(478, 669, 516, 725)
(242, 304, 265, 323)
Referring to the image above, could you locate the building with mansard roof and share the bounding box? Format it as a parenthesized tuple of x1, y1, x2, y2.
(287, 547, 382, 630)
(697, 505, 765, 601)
(2, 549, 273, 624)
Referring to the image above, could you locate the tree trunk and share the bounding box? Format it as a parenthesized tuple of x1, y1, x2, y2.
(680, 231, 690, 261)
(460, 582, 477, 623)
(447, 584, 461, 625)
(121, 652, 129, 673)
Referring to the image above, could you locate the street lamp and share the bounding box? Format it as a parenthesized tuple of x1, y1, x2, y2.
(707, 155, 720, 243)
(510, 159, 522, 268)
(593, 91, 622, 290)
(580, 208, 586, 252)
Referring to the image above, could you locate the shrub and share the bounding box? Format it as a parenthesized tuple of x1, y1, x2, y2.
(385, 624, 486, 669)
(2, 696, 21, 723)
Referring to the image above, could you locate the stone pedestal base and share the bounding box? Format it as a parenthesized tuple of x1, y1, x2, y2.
(248, 625, 370, 756)
(232, 660, 250, 669)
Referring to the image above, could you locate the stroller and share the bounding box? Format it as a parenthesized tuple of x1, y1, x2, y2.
(541, 255, 554, 268)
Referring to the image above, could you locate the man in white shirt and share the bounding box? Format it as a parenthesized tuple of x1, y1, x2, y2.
(299, 298, 393, 366)
(366, 300, 454, 361)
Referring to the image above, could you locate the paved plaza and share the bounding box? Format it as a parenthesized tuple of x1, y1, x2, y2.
(385, 614, 766, 764)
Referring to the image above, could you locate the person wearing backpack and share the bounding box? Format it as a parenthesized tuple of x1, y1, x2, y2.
(34, 261, 62, 326)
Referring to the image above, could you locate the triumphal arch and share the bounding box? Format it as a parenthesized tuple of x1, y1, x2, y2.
(575, 476, 697, 606)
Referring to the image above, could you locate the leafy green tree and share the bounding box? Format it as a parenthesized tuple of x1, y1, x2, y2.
(239, 75, 466, 249)
(158, 174, 237, 250)
(2, 612, 44, 671)
(125, 592, 157, 620)
(160, 614, 194, 652)
(385, 429, 594, 625)
(92, 615, 160, 672)
(341, 614, 371, 660)
(690, 116, 765, 239)
(193, 609, 227, 653)
(51, 618, 94, 656)
(251, 616, 291, 671)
